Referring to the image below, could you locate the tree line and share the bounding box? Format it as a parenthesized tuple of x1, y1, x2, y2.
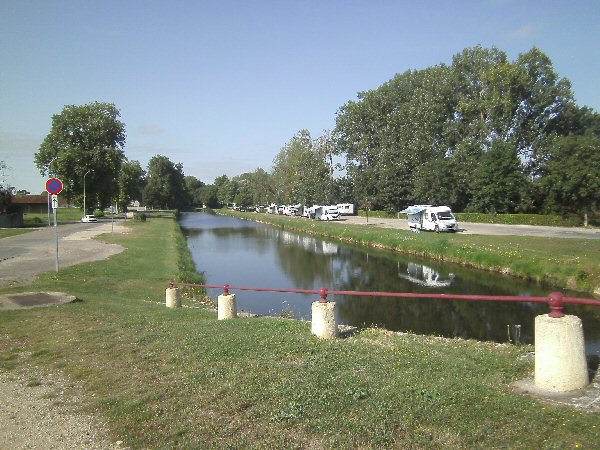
(29, 45, 600, 222)
(197, 46, 600, 223)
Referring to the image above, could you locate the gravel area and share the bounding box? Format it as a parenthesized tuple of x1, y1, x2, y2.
(0, 360, 125, 449)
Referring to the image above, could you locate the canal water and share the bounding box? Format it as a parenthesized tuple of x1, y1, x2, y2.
(180, 212, 600, 355)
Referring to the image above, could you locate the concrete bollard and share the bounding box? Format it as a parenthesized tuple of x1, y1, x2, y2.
(218, 293, 237, 320)
(535, 314, 589, 392)
(165, 287, 181, 308)
(311, 301, 338, 339)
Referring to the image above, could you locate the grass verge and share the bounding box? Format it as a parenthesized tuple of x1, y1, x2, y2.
(0, 214, 598, 448)
(0, 228, 34, 239)
(223, 210, 600, 294)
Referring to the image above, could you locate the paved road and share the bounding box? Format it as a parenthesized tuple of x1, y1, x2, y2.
(0, 221, 126, 287)
(337, 216, 600, 239)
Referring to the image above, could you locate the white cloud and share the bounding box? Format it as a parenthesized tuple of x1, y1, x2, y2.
(509, 24, 535, 39)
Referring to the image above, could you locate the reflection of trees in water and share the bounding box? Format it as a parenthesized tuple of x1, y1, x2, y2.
(181, 213, 600, 347)
(185, 226, 272, 256)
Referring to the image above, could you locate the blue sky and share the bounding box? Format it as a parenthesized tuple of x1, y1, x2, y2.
(1, 0, 599, 194)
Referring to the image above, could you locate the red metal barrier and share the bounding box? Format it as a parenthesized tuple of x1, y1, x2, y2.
(169, 280, 600, 317)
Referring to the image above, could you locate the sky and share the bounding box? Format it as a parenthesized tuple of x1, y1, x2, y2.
(1, 0, 599, 194)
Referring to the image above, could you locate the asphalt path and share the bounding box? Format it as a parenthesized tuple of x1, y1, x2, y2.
(0, 221, 126, 287)
(336, 216, 600, 239)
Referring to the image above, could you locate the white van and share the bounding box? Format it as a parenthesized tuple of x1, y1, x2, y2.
(315, 205, 340, 221)
(336, 203, 356, 216)
(401, 205, 458, 232)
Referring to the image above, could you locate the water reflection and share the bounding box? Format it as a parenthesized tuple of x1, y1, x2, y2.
(399, 263, 455, 288)
(180, 212, 600, 354)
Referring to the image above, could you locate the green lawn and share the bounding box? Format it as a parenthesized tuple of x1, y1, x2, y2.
(24, 208, 85, 225)
(0, 215, 598, 448)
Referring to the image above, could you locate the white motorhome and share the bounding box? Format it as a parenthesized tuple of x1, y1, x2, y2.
(336, 203, 356, 216)
(401, 205, 458, 232)
(315, 205, 340, 221)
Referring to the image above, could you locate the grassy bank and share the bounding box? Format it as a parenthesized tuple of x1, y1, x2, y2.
(223, 210, 600, 294)
(358, 210, 587, 227)
(0, 215, 598, 448)
(0, 228, 33, 239)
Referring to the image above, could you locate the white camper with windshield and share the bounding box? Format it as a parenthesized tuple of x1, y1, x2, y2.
(401, 205, 458, 232)
(315, 205, 340, 221)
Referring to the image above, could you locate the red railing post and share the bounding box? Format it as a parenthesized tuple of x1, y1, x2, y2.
(548, 292, 565, 318)
(223, 284, 230, 296)
(169, 279, 175, 289)
(319, 288, 328, 303)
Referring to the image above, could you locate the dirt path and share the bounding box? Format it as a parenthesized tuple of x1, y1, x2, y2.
(0, 362, 125, 450)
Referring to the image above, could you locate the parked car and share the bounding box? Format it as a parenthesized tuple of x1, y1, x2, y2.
(81, 214, 98, 223)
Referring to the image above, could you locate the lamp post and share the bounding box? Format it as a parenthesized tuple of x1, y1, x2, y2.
(83, 170, 91, 215)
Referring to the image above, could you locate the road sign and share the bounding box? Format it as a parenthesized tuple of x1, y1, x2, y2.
(46, 178, 64, 195)
(51, 195, 58, 209)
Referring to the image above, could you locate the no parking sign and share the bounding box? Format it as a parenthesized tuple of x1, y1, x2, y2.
(46, 178, 63, 195)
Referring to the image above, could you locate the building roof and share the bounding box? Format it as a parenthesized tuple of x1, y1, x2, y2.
(12, 194, 69, 206)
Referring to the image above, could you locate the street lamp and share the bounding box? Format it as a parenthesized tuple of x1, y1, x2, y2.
(83, 170, 91, 216)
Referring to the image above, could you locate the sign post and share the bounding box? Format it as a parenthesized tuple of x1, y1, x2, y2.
(46, 178, 63, 272)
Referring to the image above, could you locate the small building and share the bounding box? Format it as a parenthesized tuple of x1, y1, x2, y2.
(11, 194, 69, 214)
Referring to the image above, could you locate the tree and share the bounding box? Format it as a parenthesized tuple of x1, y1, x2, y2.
(35, 102, 126, 210)
(0, 160, 13, 214)
(143, 155, 191, 210)
(214, 175, 238, 207)
(539, 135, 600, 224)
(271, 130, 334, 205)
(184, 176, 205, 206)
(118, 160, 146, 211)
(199, 184, 219, 208)
(468, 140, 528, 213)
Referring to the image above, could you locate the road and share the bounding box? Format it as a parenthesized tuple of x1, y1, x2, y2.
(336, 216, 600, 239)
(0, 221, 126, 287)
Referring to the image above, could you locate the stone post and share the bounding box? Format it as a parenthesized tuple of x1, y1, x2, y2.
(311, 301, 338, 339)
(165, 287, 181, 308)
(535, 314, 589, 392)
(218, 293, 237, 320)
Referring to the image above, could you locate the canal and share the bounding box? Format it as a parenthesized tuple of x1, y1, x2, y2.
(180, 212, 600, 355)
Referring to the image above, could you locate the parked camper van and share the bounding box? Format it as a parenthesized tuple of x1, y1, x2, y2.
(315, 205, 340, 221)
(336, 203, 356, 216)
(401, 205, 458, 232)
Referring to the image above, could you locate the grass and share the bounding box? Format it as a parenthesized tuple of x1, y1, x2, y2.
(223, 210, 600, 294)
(0, 213, 598, 448)
(23, 208, 85, 225)
(0, 228, 34, 239)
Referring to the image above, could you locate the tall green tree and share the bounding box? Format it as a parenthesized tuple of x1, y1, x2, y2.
(143, 155, 191, 210)
(539, 135, 600, 224)
(214, 175, 238, 207)
(199, 184, 219, 208)
(118, 160, 146, 211)
(35, 102, 126, 210)
(468, 140, 528, 213)
(271, 130, 334, 205)
(184, 176, 205, 206)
